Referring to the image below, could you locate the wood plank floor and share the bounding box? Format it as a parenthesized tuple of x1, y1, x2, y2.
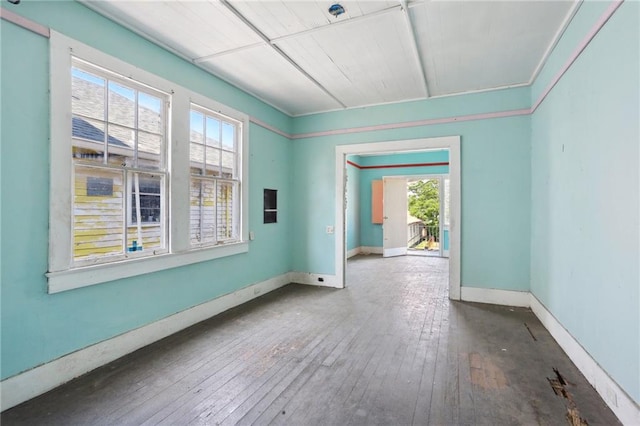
(2, 255, 619, 425)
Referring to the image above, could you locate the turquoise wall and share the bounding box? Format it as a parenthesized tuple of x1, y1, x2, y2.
(2, 0, 636, 408)
(291, 89, 532, 292)
(0, 2, 292, 380)
(346, 155, 361, 251)
(356, 151, 449, 248)
(530, 1, 639, 403)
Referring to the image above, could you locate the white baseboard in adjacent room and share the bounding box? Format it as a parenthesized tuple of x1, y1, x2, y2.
(0, 273, 291, 412)
(460, 286, 530, 307)
(346, 247, 361, 259)
(529, 295, 640, 426)
(360, 246, 383, 255)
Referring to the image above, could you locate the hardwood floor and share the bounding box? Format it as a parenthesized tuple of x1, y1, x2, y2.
(2, 255, 619, 425)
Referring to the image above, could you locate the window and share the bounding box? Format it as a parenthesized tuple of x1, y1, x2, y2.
(48, 32, 249, 293)
(71, 59, 168, 264)
(189, 105, 241, 247)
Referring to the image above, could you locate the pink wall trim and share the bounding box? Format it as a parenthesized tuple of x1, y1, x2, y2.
(292, 108, 531, 140)
(249, 117, 293, 139)
(0, 7, 50, 38)
(531, 0, 624, 113)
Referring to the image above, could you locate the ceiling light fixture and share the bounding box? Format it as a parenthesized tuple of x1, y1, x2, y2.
(328, 3, 345, 18)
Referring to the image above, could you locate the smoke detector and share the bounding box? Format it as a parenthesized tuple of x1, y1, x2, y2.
(328, 3, 345, 18)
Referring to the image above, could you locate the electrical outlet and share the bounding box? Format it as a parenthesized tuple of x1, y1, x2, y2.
(249, 231, 255, 240)
(326, 226, 334, 234)
(605, 386, 618, 407)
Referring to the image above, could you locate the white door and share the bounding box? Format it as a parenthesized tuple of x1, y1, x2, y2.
(383, 177, 408, 257)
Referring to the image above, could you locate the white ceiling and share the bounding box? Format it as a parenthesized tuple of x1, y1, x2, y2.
(83, 0, 578, 116)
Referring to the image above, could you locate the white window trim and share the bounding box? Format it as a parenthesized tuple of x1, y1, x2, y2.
(47, 31, 249, 294)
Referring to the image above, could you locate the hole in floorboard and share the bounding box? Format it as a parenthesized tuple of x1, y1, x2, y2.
(547, 368, 588, 426)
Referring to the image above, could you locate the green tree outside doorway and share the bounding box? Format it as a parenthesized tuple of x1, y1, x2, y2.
(408, 179, 439, 228)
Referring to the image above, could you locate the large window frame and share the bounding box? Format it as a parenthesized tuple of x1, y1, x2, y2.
(189, 104, 242, 248)
(70, 58, 170, 266)
(47, 32, 249, 293)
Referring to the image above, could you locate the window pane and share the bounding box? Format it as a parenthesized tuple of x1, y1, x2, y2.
(107, 123, 135, 148)
(138, 131, 162, 170)
(73, 116, 106, 144)
(128, 172, 165, 252)
(72, 117, 106, 165)
(73, 165, 124, 261)
(108, 81, 135, 127)
(221, 151, 235, 178)
(222, 122, 235, 150)
(190, 178, 216, 245)
(190, 110, 204, 144)
(205, 147, 221, 176)
(206, 116, 220, 147)
(217, 181, 237, 241)
(138, 92, 163, 134)
(130, 173, 162, 224)
(73, 145, 105, 164)
(190, 142, 204, 175)
(72, 68, 105, 121)
(106, 124, 135, 166)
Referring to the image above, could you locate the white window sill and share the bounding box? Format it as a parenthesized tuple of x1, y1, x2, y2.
(46, 241, 248, 294)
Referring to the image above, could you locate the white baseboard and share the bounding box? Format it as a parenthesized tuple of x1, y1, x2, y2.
(382, 247, 407, 257)
(347, 247, 383, 258)
(0, 273, 291, 412)
(529, 295, 640, 426)
(360, 246, 383, 255)
(460, 286, 530, 307)
(347, 247, 360, 259)
(289, 272, 342, 289)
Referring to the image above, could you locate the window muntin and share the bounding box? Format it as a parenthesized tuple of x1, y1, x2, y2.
(189, 105, 241, 247)
(71, 59, 168, 265)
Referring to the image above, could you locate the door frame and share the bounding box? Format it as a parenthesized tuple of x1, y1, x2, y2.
(335, 136, 461, 300)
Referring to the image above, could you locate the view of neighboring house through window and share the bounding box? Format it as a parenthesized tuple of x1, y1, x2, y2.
(189, 105, 240, 247)
(71, 59, 168, 264)
(48, 32, 249, 291)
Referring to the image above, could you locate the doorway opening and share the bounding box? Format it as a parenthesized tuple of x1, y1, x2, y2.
(378, 174, 449, 259)
(335, 137, 461, 300)
(406, 176, 450, 258)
